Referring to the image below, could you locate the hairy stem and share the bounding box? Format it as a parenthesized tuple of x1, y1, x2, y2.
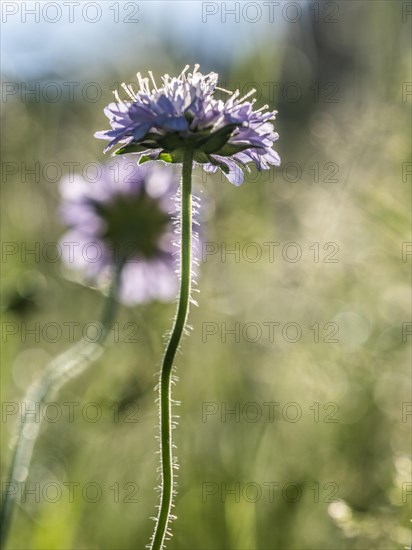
(150, 149, 194, 550)
(0, 269, 121, 550)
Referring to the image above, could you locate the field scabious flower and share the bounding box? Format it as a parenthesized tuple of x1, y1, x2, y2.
(93, 66, 281, 550)
(59, 160, 181, 304)
(95, 65, 280, 185)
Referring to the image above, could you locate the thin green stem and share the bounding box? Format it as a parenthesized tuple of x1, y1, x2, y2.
(150, 149, 194, 550)
(0, 268, 121, 550)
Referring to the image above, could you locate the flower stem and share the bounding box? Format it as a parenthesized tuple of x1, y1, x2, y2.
(150, 148, 194, 550)
(0, 269, 121, 550)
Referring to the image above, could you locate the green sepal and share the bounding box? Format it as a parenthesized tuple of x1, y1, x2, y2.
(138, 155, 152, 165)
(136, 148, 185, 165)
(114, 143, 149, 155)
(114, 140, 160, 155)
(157, 134, 185, 151)
(217, 143, 262, 157)
(197, 124, 240, 154)
(207, 156, 230, 174)
(193, 151, 211, 164)
(168, 149, 185, 163)
(158, 152, 173, 163)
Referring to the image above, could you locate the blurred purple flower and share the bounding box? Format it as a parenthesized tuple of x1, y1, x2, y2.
(95, 65, 280, 186)
(59, 160, 184, 305)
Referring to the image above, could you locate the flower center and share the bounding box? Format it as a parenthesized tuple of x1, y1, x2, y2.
(90, 192, 171, 262)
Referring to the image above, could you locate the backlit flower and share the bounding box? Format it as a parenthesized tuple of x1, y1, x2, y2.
(95, 65, 280, 185)
(59, 160, 181, 304)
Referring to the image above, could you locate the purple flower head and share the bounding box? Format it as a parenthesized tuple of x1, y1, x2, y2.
(95, 65, 280, 186)
(59, 160, 183, 305)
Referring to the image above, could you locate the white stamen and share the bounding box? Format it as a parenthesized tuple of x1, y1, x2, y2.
(238, 88, 257, 103)
(180, 65, 190, 78)
(113, 89, 124, 104)
(231, 89, 240, 101)
(255, 103, 269, 113)
(136, 72, 145, 92)
(148, 70, 158, 91)
(216, 86, 233, 95)
(143, 77, 150, 94)
(121, 82, 136, 100)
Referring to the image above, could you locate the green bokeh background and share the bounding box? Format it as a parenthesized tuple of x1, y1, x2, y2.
(1, 1, 411, 548)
